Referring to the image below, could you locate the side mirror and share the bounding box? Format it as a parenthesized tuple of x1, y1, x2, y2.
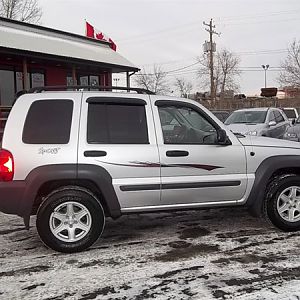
(268, 121, 276, 127)
(217, 129, 231, 145)
(292, 119, 296, 125)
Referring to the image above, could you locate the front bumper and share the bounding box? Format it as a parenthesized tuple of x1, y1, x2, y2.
(0, 181, 27, 216)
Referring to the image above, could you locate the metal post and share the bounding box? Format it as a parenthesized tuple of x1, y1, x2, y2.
(72, 66, 77, 85)
(126, 72, 130, 91)
(22, 58, 29, 90)
(262, 64, 269, 88)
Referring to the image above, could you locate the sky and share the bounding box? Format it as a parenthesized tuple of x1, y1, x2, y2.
(38, 0, 300, 96)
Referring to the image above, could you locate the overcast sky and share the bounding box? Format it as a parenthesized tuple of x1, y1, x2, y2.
(39, 0, 300, 95)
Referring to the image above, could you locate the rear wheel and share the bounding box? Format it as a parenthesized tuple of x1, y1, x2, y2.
(265, 174, 300, 231)
(36, 186, 105, 253)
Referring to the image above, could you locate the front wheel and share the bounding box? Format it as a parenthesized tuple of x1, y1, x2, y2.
(265, 174, 300, 231)
(36, 186, 105, 253)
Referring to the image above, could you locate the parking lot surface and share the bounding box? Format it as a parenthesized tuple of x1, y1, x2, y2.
(0, 208, 299, 300)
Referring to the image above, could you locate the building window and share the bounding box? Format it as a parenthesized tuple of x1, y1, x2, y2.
(31, 72, 45, 88)
(0, 67, 45, 106)
(90, 75, 99, 86)
(0, 69, 15, 106)
(67, 74, 100, 87)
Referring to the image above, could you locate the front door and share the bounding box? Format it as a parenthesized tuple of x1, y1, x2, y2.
(152, 98, 248, 206)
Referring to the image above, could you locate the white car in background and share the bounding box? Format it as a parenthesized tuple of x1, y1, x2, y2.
(225, 107, 290, 138)
(281, 107, 299, 124)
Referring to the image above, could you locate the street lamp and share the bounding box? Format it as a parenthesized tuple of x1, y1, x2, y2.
(113, 78, 120, 87)
(261, 64, 269, 88)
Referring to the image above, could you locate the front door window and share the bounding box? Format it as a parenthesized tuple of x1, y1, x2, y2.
(158, 106, 217, 144)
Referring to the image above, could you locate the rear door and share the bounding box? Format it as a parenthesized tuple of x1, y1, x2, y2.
(77, 93, 161, 210)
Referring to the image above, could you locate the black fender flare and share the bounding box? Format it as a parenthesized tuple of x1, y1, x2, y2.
(77, 164, 121, 219)
(20, 164, 121, 226)
(247, 155, 300, 216)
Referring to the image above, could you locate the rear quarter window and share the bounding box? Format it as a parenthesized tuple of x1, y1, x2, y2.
(22, 99, 73, 144)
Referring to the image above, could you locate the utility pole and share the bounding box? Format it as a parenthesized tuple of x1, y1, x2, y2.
(203, 19, 219, 101)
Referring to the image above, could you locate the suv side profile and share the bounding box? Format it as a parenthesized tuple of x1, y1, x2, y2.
(1, 87, 300, 253)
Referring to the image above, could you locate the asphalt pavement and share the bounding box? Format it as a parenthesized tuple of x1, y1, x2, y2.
(0, 207, 299, 300)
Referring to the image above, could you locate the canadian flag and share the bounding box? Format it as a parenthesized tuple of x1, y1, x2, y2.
(85, 21, 117, 51)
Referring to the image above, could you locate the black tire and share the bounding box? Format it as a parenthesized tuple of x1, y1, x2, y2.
(265, 174, 300, 232)
(36, 186, 105, 253)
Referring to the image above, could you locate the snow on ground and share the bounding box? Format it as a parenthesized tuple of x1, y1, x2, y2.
(0, 208, 299, 300)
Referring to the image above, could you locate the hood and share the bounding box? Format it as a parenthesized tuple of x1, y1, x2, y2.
(226, 123, 266, 134)
(238, 135, 300, 149)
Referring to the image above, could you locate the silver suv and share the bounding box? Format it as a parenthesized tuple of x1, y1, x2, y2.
(1, 87, 300, 253)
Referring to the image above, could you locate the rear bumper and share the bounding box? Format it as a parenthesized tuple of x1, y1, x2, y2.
(0, 181, 27, 216)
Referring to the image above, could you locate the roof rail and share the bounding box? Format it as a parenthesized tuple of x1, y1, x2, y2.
(27, 85, 155, 95)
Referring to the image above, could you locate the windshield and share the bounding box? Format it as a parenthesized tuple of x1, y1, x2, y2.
(225, 110, 267, 125)
(283, 109, 297, 119)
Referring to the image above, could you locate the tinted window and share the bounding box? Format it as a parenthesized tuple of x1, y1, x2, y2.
(158, 106, 217, 144)
(282, 109, 296, 119)
(23, 100, 73, 144)
(274, 110, 284, 123)
(87, 103, 148, 144)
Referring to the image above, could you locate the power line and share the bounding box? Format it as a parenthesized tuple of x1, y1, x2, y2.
(135, 62, 200, 76)
(115, 9, 300, 44)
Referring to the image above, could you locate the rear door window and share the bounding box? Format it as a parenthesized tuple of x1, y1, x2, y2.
(87, 103, 149, 144)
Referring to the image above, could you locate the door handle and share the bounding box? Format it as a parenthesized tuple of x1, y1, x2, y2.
(166, 150, 189, 157)
(84, 150, 107, 157)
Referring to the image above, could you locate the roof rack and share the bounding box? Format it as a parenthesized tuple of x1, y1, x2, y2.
(27, 85, 155, 95)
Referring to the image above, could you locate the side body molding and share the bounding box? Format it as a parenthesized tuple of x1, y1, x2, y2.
(247, 155, 300, 216)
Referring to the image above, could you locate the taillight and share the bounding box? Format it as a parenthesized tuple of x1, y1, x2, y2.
(0, 149, 14, 181)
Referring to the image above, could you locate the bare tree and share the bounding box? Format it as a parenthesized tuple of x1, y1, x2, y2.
(134, 65, 170, 95)
(0, 0, 42, 23)
(197, 48, 240, 99)
(174, 77, 193, 98)
(278, 40, 300, 87)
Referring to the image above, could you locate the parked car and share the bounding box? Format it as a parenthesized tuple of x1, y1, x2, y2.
(211, 110, 230, 123)
(224, 107, 290, 138)
(1, 87, 300, 253)
(284, 116, 300, 142)
(281, 107, 299, 124)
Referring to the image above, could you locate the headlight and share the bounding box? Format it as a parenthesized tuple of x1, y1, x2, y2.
(286, 133, 297, 138)
(245, 131, 257, 136)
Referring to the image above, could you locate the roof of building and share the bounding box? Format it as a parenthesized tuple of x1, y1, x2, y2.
(0, 17, 139, 72)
